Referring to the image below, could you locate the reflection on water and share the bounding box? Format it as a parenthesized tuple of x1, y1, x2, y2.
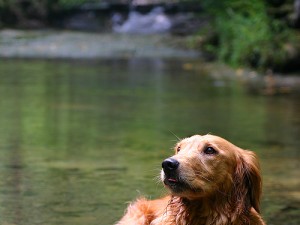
(0, 59, 299, 225)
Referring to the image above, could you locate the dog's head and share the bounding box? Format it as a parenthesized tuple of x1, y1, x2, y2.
(161, 134, 262, 212)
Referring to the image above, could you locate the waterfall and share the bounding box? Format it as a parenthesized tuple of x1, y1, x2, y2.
(112, 4, 171, 34)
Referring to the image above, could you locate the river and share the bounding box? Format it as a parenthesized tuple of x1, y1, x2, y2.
(0, 59, 299, 224)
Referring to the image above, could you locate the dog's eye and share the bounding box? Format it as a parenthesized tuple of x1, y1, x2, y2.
(204, 147, 217, 155)
(176, 146, 181, 153)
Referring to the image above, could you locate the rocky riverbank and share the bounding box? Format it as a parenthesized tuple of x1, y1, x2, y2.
(0, 29, 199, 59)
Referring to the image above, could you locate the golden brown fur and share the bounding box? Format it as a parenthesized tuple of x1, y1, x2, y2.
(116, 134, 266, 225)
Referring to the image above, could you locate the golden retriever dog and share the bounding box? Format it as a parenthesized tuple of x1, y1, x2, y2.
(116, 134, 266, 225)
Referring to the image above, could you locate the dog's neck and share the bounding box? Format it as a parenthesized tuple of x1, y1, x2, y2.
(166, 195, 250, 225)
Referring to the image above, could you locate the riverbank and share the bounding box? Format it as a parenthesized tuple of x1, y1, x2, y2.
(200, 63, 300, 96)
(0, 29, 199, 59)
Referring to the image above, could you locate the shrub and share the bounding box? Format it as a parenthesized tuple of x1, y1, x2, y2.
(202, 0, 295, 70)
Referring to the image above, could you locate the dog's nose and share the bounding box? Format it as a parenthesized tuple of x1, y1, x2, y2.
(162, 158, 179, 172)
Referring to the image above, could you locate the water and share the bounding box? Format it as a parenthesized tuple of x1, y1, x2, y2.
(0, 59, 299, 225)
(113, 7, 171, 34)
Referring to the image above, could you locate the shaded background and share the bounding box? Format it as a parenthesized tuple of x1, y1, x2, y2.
(0, 1, 299, 225)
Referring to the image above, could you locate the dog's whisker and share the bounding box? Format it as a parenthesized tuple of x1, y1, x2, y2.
(150, 168, 162, 173)
(168, 130, 181, 141)
(193, 172, 214, 183)
(186, 173, 230, 197)
(153, 176, 162, 185)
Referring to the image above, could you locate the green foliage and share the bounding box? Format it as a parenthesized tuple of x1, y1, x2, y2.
(201, 0, 294, 69)
(0, 0, 97, 10)
(57, 0, 98, 8)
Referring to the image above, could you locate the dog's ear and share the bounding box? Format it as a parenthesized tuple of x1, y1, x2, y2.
(233, 150, 262, 213)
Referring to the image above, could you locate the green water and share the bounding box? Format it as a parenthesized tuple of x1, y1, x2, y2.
(0, 59, 299, 225)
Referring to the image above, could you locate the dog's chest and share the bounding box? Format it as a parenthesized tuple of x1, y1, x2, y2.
(149, 211, 209, 225)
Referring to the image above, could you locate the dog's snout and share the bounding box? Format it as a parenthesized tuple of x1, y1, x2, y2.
(162, 158, 179, 172)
